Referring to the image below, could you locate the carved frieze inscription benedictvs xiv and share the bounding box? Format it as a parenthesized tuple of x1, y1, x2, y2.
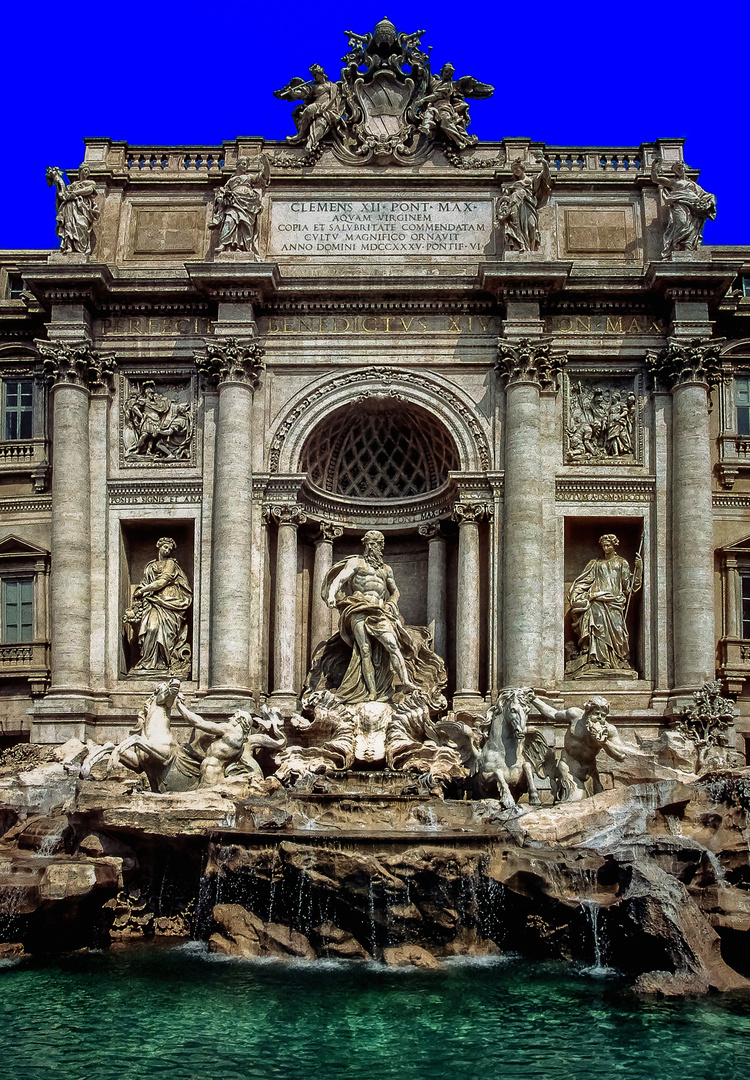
(274, 17, 493, 164)
(120, 371, 196, 467)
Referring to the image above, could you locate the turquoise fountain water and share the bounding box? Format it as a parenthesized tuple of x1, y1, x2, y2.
(1, 944, 749, 1080)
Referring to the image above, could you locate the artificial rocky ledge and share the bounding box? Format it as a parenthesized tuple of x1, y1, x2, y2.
(0, 737, 748, 996)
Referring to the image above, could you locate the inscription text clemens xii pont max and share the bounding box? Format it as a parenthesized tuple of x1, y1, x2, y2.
(269, 200, 494, 255)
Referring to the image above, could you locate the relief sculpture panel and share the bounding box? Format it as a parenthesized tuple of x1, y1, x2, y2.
(563, 371, 644, 467)
(119, 371, 197, 468)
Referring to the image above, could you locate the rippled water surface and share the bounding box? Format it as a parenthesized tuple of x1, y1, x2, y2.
(1, 944, 749, 1080)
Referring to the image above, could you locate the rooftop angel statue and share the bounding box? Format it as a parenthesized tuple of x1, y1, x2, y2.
(416, 63, 494, 150)
(274, 64, 344, 153)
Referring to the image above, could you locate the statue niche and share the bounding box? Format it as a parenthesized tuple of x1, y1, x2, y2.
(564, 524, 643, 680)
(308, 530, 445, 705)
(122, 532, 193, 679)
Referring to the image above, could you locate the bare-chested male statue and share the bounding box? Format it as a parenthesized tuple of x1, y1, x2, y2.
(321, 530, 420, 703)
(531, 693, 627, 802)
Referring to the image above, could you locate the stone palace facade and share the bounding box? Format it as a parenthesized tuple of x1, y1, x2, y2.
(1, 20, 749, 756)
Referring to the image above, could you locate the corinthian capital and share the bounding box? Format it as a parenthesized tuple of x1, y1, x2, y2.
(495, 337, 566, 390)
(315, 522, 343, 543)
(452, 502, 493, 524)
(197, 337, 266, 389)
(36, 340, 115, 390)
(646, 337, 725, 391)
(418, 521, 445, 540)
(263, 503, 307, 527)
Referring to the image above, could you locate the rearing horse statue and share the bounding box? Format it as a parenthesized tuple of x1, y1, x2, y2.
(82, 678, 202, 792)
(437, 686, 555, 810)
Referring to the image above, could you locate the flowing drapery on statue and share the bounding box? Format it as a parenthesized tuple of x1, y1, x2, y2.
(305, 530, 446, 706)
(124, 538, 192, 677)
(566, 533, 642, 678)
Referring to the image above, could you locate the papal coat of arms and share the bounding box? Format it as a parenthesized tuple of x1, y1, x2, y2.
(274, 18, 494, 164)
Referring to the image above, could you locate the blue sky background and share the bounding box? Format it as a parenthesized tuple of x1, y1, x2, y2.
(2, 0, 747, 249)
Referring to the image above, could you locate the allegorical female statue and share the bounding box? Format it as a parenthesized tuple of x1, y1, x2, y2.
(651, 159, 716, 258)
(495, 157, 551, 252)
(210, 155, 269, 255)
(565, 533, 642, 678)
(124, 538, 192, 677)
(46, 164, 99, 255)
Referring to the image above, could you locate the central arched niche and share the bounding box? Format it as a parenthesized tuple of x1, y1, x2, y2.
(296, 399, 461, 693)
(300, 399, 460, 500)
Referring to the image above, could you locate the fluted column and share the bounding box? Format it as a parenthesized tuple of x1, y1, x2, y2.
(496, 338, 566, 687)
(266, 504, 307, 698)
(452, 503, 492, 702)
(419, 521, 447, 660)
(198, 338, 265, 694)
(37, 342, 114, 693)
(311, 522, 343, 652)
(648, 339, 721, 688)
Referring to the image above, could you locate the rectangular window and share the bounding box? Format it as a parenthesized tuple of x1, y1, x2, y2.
(2, 379, 33, 440)
(2, 579, 34, 643)
(736, 376, 750, 437)
(742, 576, 750, 639)
(7, 275, 24, 299)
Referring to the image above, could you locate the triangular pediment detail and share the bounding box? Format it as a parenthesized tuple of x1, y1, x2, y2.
(720, 533, 750, 554)
(0, 534, 50, 557)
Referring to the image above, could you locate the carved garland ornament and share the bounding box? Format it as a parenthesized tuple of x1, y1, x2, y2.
(269, 366, 491, 473)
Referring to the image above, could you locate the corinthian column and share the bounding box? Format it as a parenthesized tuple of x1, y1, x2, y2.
(452, 502, 493, 704)
(648, 338, 721, 689)
(311, 522, 343, 652)
(496, 338, 565, 688)
(419, 521, 448, 660)
(265, 504, 307, 701)
(198, 338, 265, 694)
(37, 341, 114, 693)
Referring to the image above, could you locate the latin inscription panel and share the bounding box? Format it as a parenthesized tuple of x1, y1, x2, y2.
(268, 199, 494, 256)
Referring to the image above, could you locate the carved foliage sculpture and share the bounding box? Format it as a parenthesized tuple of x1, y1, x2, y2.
(646, 338, 725, 391)
(564, 374, 642, 465)
(672, 680, 738, 772)
(46, 165, 99, 255)
(496, 338, 567, 390)
(197, 337, 266, 390)
(210, 155, 270, 256)
(123, 538, 192, 678)
(121, 376, 194, 464)
(651, 159, 716, 258)
(274, 18, 493, 165)
(38, 340, 115, 390)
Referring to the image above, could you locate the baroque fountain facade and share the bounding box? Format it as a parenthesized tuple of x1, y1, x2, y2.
(1, 19, 750, 993)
